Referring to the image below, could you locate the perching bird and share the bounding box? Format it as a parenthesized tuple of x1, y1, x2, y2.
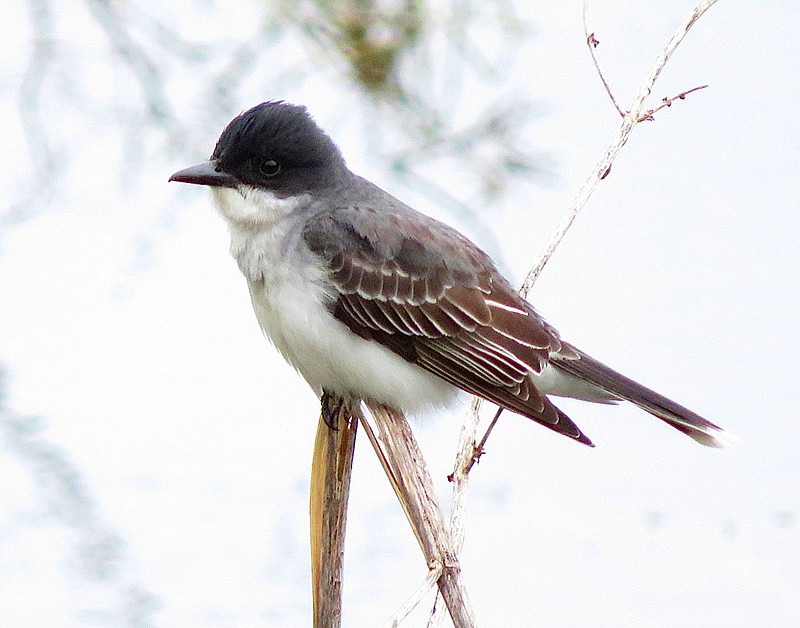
(170, 101, 730, 448)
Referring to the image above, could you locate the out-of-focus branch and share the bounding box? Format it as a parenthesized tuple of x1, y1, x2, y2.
(0, 368, 158, 624)
(10, 0, 539, 246)
(291, 0, 542, 214)
(85, 0, 174, 125)
(5, 0, 58, 226)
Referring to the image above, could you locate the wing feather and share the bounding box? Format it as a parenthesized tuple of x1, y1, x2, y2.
(301, 204, 727, 448)
(302, 207, 593, 445)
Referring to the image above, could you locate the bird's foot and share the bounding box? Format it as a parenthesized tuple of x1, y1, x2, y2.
(321, 390, 346, 430)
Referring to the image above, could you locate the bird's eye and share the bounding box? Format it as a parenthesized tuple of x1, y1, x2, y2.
(258, 159, 281, 177)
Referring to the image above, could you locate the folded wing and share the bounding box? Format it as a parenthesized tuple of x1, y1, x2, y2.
(302, 206, 594, 445)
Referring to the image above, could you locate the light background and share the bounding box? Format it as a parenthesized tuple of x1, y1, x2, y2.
(1, 1, 798, 626)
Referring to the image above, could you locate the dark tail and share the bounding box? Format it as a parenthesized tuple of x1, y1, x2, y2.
(552, 346, 734, 448)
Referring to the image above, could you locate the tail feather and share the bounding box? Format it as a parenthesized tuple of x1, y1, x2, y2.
(552, 346, 734, 448)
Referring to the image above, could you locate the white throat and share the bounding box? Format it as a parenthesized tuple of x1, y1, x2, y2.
(211, 185, 311, 227)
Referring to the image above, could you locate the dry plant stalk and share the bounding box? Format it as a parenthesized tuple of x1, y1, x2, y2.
(520, 0, 720, 295)
(310, 410, 358, 627)
(310, 401, 475, 627)
(361, 402, 475, 627)
(309, 1, 720, 626)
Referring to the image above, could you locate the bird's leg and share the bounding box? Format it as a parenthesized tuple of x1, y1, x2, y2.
(321, 389, 346, 430)
(466, 407, 505, 473)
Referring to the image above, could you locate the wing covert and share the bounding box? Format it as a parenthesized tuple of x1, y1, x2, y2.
(302, 206, 592, 444)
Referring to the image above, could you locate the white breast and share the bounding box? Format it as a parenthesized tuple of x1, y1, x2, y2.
(212, 186, 456, 414)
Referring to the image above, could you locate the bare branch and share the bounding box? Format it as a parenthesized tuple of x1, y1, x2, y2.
(445, 0, 722, 618)
(521, 0, 719, 295)
(637, 84, 709, 121)
(0, 370, 158, 624)
(361, 403, 475, 627)
(583, 1, 625, 117)
(626, 0, 720, 120)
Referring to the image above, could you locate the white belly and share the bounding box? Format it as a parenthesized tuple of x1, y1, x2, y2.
(246, 276, 455, 412)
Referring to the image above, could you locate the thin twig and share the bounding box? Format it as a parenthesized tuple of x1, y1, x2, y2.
(444, 398, 483, 551)
(522, 0, 719, 294)
(583, 1, 625, 117)
(626, 0, 720, 121)
(637, 84, 708, 121)
(445, 0, 721, 619)
(462, 407, 503, 476)
(426, 396, 483, 627)
(388, 565, 443, 627)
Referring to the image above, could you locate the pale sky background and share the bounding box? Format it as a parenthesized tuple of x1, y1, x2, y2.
(1, 1, 798, 627)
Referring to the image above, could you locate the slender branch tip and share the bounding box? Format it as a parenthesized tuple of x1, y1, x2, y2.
(637, 84, 709, 122)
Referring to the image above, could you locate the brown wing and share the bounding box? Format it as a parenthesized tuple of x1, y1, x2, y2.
(302, 206, 593, 446)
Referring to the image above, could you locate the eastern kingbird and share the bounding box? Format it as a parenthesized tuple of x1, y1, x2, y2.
(170, 101, 730, 448)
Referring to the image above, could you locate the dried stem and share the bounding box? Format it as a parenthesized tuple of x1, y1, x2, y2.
(388, 556, 442, 625)
(310, 409, 358, 627)
(361, 403, 475, 627)
(445, 0, 721, 616)
(583, 2, 625, 117)
(522, 0, 719, 295)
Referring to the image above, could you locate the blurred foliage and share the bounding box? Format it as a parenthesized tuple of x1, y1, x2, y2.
(310, 0, 425, 93)
(8, 0, 548, 236)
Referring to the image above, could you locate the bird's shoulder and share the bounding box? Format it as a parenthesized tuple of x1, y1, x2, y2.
(301, 178, 579, 382)
(302, 177, 498, 297)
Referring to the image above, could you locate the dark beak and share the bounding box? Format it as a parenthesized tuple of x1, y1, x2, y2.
(169, 160, 238, 187)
